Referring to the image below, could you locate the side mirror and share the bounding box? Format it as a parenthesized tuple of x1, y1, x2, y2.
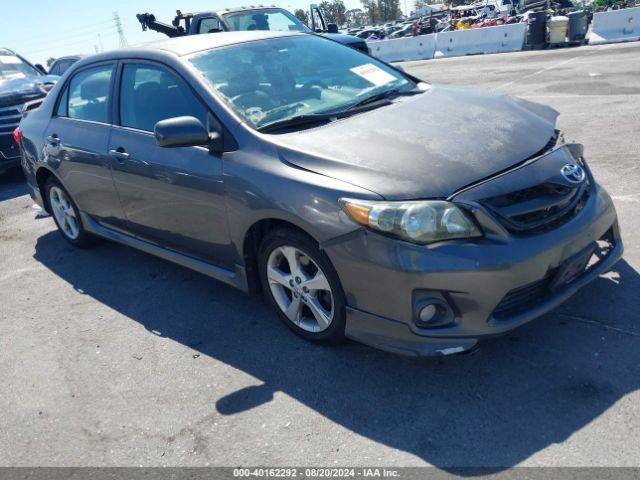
(35, 64, 47, 75)
(154, 116, 213, 148)
(327, 23, 339, 33)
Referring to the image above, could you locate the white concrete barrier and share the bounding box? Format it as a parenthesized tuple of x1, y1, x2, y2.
(589, 7, 640, 45)
(434, 23, 526, 58)
(367, 34, 436, 62)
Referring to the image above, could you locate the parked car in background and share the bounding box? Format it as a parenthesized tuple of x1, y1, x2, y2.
(48, 55, 84, 77)
(356, 28, 386, 39)
(0, 48, 58, 174)
(17, 32, 622, 356)
(388, 23, 414, 38)
(137, 6, 369, 53)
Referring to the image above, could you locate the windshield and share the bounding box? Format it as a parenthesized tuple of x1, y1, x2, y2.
(187, 35, 414, 129)
(223, 9, 311, 33)
(0, 51, 41, 82)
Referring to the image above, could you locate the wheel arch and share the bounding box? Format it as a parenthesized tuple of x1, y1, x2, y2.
(242, 218, 321, 295)
(35, 166, 60, 214)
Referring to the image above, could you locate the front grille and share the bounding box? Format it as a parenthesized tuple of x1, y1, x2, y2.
(0, 103, 23, 137)
(493, 229, 616, 320)
(482, 178, 590, 234)
(0, 103, 23, 160)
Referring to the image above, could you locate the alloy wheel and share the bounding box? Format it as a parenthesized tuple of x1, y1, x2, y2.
(49, 186, 79, 240)
(266, 246, 335, 332)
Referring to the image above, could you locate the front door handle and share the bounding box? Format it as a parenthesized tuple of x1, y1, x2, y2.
(46, 135, 60, 146)
(109, 149, 130, 162)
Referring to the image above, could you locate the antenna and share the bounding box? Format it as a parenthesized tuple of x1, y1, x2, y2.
(113, 11, 128, 48)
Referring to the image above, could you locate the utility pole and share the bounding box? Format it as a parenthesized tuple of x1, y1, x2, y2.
(113, 11, 128, 48)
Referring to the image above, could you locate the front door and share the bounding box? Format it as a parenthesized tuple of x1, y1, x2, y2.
(108, 62, 233, 267)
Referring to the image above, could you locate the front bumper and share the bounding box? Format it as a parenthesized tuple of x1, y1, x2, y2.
(0, 134, 21, 174)
(0, 155, 21, 175)
(324, 182, 622, 357)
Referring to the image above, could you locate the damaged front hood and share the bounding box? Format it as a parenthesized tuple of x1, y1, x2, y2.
(276, 86, 559, 199)
(0, 75, 58, 107)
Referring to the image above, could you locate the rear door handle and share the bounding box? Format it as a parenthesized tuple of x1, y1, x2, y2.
(46, 135, 60, 146)
(109, 149, 130, 162)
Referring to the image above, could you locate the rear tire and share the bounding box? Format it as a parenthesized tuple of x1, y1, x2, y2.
(45, 176, 95, 248)
(258, 227, 346, 343)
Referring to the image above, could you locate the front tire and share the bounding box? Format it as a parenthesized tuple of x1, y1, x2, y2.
(45, 176, 95, 248)
(258, 228, 346, 343)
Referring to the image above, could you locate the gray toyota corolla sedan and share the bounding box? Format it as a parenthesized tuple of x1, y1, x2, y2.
(17, 31, 623, 356)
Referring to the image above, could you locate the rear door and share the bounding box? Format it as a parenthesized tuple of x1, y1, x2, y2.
(44, 62, 127, 230)
(108, 61, 233, 267)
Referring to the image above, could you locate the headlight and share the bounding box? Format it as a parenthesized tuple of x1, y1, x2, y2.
(340, 198, 482, 244)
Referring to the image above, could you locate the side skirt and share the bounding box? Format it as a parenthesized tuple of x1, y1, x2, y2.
(80, 212, 249, 293)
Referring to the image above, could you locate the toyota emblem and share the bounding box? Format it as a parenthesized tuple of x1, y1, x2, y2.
(561, 164, 586, 184)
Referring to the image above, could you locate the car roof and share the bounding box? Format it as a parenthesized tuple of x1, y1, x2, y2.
(215, 6, 285, 15)
(54, 55, 84, 62)
(137, 30, 303, 56)
(68, 31, 306, 70)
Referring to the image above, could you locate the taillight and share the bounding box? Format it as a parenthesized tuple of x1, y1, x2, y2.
(13, 126, 22, 145)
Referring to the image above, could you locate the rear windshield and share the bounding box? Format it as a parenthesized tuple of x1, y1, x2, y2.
(222, 9, 310, 33)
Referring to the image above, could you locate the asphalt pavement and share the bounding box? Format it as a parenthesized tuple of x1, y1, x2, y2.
(0, 41, 639, 470)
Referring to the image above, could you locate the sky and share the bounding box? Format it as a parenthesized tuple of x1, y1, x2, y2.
(3, 0, 392, 67)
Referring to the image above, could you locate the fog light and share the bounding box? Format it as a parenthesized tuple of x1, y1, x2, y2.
(419, 304, 438, 323)
(414, 298, 455, 328)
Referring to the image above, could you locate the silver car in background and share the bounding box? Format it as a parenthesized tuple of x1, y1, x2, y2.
(17, 31, 622, 356)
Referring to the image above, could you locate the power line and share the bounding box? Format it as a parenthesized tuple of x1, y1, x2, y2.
(8, 19, 115, 47)
(14, 32, 118, 56)
(15, 28, 118, 51)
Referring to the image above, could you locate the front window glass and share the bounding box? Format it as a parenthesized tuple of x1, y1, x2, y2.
(223, 10, 310, 32)
(0, 51, 41, 81)
(67, 65, 113, 123)
(188, 35, 412, 129)
(119, 64, 208, 132)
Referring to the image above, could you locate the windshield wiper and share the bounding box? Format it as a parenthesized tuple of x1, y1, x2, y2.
(257, 113, 336, 133)
(340, 87, 422, 112)
(256, 88, 422, 133)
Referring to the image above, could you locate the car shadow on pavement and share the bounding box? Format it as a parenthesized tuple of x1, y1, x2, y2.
(0, 168, 28, 202)
(34, 231, 640, 471)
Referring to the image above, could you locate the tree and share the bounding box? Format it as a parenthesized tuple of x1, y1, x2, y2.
(319, 0, 347, 26)
(294, 8, 309, 25)
(378, 0, 402, 21)
(332, 0, 347, 26)
(360, 0, 378, 23)
(360, 0, 402, 22)
(46, 57, 56, 68)
(345, 8, 368, 26)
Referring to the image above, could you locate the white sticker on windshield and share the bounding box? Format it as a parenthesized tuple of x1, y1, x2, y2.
(0, 55, 22, 65)
(350, 63, 396, 87)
